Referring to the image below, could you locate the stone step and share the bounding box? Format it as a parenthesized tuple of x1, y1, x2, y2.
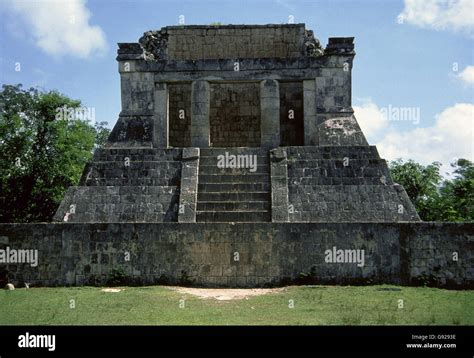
(196, 210, 270, 222)
(199, 155, 269, 165)
(197, 201, 270, 211)
(197, 192, 270, 202)
(89, 161, 181, 170)
(84, 177, 180, 186)
(198, 174, 270, 184)
(83, 161, 181, 186)
(94, 148, 182, 161)
(286, 146, 380, 160)
(287, 159, 392, 182)
(198, 183, 270, 192)
(199, 165, 269, 175)
(199, 148, 269, 156)
(287, 158, 389, 171)
(196, 147, 271, 222)
(289, 177, 389, 185)
(288, 158, 387, 166)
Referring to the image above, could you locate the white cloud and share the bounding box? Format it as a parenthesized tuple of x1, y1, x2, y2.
(374, 103, 473, 175)
(353, 99, 388, 138)
(4, 0, 107, 58)
(355, 99, 473, 174)
(458, 65, 474, 85)
(398, 0, 474, 34)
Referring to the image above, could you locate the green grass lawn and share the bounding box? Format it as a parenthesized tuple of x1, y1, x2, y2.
(0, 285, 472, 325)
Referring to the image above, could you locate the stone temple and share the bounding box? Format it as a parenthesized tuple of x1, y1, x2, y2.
(54, 24, 420, 224)
(1, 24, 472, 288)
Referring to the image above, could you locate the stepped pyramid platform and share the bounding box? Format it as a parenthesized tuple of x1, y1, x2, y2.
(1, 24, 471, 289)
(54, 142, 419, 224)
(53, 24, 419, 225)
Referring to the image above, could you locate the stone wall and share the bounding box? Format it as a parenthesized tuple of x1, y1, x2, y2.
(107, 115, 153, 147)
(55, 186, 179, 223)
(288, 185, 418, 222)
(81, 148, 182, 187)
(168, 83, 192, 147)
(165, 24, 305, 60)
(285, 146, 420, 222)
(209, 82, 260, 147)
(0, 223, 472, 288)
(279, 81, 304, 146)
(54, 148, 182, 223)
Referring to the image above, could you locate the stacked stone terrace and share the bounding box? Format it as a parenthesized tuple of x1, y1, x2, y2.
(54, 24, 420, 223)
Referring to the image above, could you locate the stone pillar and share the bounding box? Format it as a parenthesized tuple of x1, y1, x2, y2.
(118, 60, 137, 112)
(260, 79, 280, 148)
(178, 148, 200, 223)
(303, 79, 317, 145)
(191, 80, 210, 147)
(270, 148, 289, 222)
(153, 82, 168, 148)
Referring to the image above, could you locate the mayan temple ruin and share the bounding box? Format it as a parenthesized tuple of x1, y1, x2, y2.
(1, 24, 472, 288)
(54, 24, 420, 224)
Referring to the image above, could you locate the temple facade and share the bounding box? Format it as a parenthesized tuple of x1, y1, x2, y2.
(55, 24, 419, 224)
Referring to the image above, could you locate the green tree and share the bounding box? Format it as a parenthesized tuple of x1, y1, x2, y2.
(0, 84, 110, 223)
(438, 159, 474, 222)
(389, 159, 442, 220)
(389, 158, 473, 222)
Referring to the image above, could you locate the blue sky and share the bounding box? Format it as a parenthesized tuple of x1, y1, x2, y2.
(0, 0, 473, 174)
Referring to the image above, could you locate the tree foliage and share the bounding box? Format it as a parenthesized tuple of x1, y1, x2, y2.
(0, 84, 110, 223)
(389, 158, 473, 222)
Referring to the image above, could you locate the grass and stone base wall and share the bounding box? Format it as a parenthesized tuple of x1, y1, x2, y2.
(0, 223, 472, 288)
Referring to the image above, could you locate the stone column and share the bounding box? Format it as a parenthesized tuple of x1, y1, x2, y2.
(270, 148, 289, 222)
(153, 82, 168, 148)
(260, 79, 280, 148)
(178, 148, 200, 223)
(303, 79, 317, 145)
(191, 80, 210, 147)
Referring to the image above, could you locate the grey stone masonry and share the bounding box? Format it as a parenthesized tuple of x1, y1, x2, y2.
(303, 79, 317, 145)
(1, 222, 472, 288)
(178, 148, 200, 223)
(191, 80, 211, 147)
(270, 148, 289, 222)
(196, 148, 271, 222)
(260, 79, 280, 148)
(54, 148, 182, 223)
(53, 186, 179, 222)
(286, 146, 420, 222)
(153, 82, 168, 148)
(315, 115, 368, 146)
(210, 83, 260, 147)
(141, 24, 306, 61)
(113, 24, 355, 150)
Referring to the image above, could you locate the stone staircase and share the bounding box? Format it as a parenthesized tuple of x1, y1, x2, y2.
(196, 148, 271, 222)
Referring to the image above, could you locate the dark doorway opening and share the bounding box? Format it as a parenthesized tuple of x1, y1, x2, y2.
(280, 81, 304, 146)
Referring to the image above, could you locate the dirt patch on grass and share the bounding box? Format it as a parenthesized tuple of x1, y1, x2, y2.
(101, 288, 123, 293)
(168, 287, 285, 301)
